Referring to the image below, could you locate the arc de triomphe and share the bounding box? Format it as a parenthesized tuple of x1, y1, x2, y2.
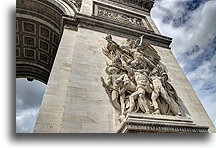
(16, 0, 215, 133)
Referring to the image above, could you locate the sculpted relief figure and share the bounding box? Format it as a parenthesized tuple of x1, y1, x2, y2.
(120, 56, 152, 115)
(101, 66, 122, 111)
(115, 73, 136, 121)
(150, 65, 182, 116)
(101, 35, 182, 122)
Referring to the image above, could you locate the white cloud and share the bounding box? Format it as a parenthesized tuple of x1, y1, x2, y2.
(16, 78, 46, 133)
(152, 0, 216, 61)
(151, 0, 216, 123)
(16, 109, 39, 133)
(16, 78, 46, 110)
(195, 85, 216, 121)
(186, 54, 215, 86)
(188, 48, 204, 60)
(191, 0, 216, 47)
(186, 54, 216, 122)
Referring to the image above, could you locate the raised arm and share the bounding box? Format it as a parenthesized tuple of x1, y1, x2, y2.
(120, 56, 135, 73)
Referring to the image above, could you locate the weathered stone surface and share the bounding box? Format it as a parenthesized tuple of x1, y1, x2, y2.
(16, 0, 215, 133)
(34, 28, 77, 133)
(152, 45, 216, 132)
(101, 35, 183, 123)
(118, 113, 209, 133)
(109, 0, 154, 12)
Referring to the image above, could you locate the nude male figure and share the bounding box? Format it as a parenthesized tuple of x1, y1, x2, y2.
(150, 66, 182, 116)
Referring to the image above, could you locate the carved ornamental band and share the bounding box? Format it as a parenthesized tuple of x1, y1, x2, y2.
(109, 0, 154, 12)
(101, 35, 183, 122)
(93, 2, 154, 31)
(97, 8, 143, 27)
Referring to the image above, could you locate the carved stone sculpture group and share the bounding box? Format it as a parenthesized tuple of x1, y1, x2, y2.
(101, 35, 182, 122)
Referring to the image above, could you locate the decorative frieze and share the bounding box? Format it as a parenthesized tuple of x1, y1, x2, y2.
(93, 2, 153, 30)
(97, 7, 143, 26)
(109, 0, 154, 12)
(118, 113, 209, 133)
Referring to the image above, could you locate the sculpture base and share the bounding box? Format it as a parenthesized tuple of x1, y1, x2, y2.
(117, 113, 209, 133)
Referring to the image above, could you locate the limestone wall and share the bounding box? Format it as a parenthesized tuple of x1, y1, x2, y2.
(34, 28, 78, 133)
(80, 0, 160, 35)
(153, 45, 215, 132)
(60, 28, 125, 133)
(34, 0, 215, 133)
(57, 28, 215, 132)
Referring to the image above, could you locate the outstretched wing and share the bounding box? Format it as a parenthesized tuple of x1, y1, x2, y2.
(146, 44, 160, 63)
(135, 35, 161, 67)
(140, 44, 161, 69)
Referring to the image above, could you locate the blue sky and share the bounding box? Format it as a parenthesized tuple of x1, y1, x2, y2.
(16, 78, 46, 133)
(16, 0, 216, 133)
(152, 0, 216, 125)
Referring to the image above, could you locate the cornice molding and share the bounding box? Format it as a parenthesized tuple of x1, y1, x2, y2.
(117, 113, 209, 133)
(63, 13, 172, 48)
(109, 0, 154, 13)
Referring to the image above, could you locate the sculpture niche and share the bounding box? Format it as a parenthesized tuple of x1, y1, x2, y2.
(101, 35, 182, 122)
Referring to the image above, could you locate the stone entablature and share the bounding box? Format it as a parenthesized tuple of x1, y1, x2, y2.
(118, 113, 209, 133)
(97, 7, 144, 27)
(93, 2, 154, 31)
(109, 0, 154, 12)
(73, 13, 172, 48)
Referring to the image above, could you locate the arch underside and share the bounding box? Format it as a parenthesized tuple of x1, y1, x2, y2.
(16, 0, 77, 84)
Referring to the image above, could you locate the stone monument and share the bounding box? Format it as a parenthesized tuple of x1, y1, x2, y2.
(16, 0, 215, 133)
(101, 34, 209, 133)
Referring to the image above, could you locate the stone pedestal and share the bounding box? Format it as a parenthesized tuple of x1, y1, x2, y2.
(117, 113, 209, 133)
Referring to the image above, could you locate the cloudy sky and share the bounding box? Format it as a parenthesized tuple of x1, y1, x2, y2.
(151, 0, 216, 125)
(16, 0, 216, 133)
(16, 79, 46, 133)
